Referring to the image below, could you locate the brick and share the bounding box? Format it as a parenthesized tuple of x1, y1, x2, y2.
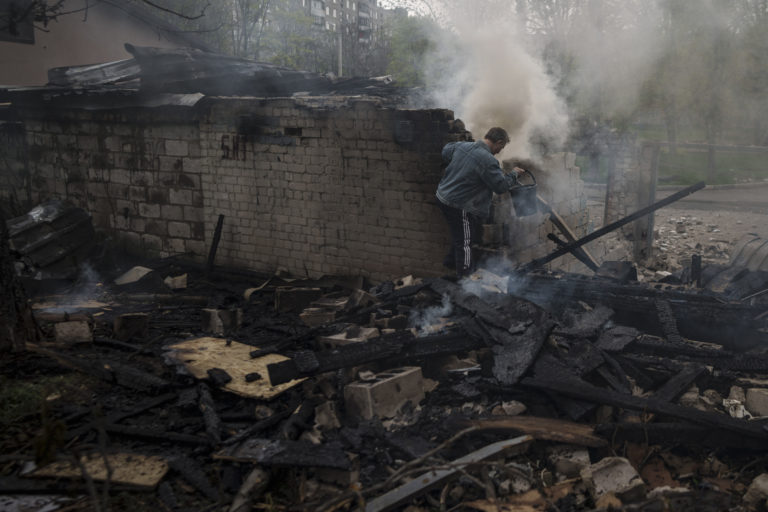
(343, 366, 425, 420)
(168, 221, 191, 238)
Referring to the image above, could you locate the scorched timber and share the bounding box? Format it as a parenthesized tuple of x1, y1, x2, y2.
(521, 377, 768, 442)
(267, 328, 483, 385)
(509, 273, 768, 350)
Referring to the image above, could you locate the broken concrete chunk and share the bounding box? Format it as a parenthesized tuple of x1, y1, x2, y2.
(348, 288, 379, 308)
(164, 273, 187, 289)
(314, 401, 341, 431)
(728, 385, 746, 402)
(344, 366, 425, 420)
(746, 388, 768, 417)
(723, 398, 752, 419)
(547, 445, 591, 479)
(580, 456, 646, 503)
(491, 400, 527, 416)
(743, 473, 768, 506)
(114, 266, 154, 285)
(54, 320, 93, 344)
(299, 308, 336, 327)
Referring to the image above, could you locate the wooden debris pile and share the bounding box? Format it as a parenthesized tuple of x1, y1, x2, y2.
(3, 257, 768, 512)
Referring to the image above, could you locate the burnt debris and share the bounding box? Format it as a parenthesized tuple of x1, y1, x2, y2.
(3, 238, 768, 512)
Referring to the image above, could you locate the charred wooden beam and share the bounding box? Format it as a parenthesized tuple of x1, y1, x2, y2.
(267, 327, 481, 385)
(655, 299, 684, 344)
(365, 436, 533, 512)
(653, 365, 707, 403)
(215, 438, 351, 469)
(198, 383, 223, 444)
(452, 416, 606, 447)
(103, 424, 210, 445)
(508, 273, 768, 350)
(521, 376, 768, 441)
(521, 181, 706, 272)
(595, 422, 768, 451)
(538, 196, 599, 272)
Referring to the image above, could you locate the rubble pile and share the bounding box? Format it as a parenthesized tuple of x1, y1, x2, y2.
(3, 252, 768, 512)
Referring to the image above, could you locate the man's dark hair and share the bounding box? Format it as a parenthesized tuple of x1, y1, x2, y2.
(484, 127, 510, 144)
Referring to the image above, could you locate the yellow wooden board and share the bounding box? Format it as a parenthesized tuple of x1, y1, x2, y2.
(27, 453, 168, 489)
(165, 337, 304, 399)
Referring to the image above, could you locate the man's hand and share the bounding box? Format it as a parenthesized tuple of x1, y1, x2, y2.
(512, 166, 526, 177)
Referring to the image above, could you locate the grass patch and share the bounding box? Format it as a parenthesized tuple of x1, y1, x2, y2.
(0, 373, 84, 428)
(658, 149, 768, 185)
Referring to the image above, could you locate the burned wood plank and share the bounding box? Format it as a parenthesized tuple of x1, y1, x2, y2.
(453, 416, 606, 447)
(215, 438, 350, 469)
(168, 455, 219, 501)
(653, 365, 708, 403)
(207, 214, 225, 273)
(521, 181, 705, 272)
(427, 280, 554, 385)
(509, 273, 768, 350)
(428, 278, 531, 333)
(267, 327, 482, 385)
(595, 422, 768, 451)
(539, 198, 599, 274)
(222, 406, 296, 446)
(28, 345, 169, 392)
(521, 377, 768, 441)
(103, 424, 210, 446)
(67, 392, 177, 440)
(364, 436, 533, 512)
(655, 299, 684, 344)
(198, 383, 223, 445)
(595, 325, 640, 352)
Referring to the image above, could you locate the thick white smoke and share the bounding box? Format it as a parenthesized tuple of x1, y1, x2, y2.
(421, 7, 569, 160)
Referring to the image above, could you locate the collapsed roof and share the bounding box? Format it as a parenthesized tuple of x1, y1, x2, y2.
(1, 44, 404, 105)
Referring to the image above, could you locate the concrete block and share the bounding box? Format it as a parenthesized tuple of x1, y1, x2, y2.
(746, 388, 768, 416)
(580, 457, 645, 503)
(744, 473, 768, 505)
(164, 273, 187, 289)
(54, 321, 93, 344)
(344, 366, 425, 420)
(299, 308, 337, 327)
(113, 313, 149, 341)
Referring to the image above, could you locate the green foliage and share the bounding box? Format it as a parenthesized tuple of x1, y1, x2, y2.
(385, 14, 437, 86)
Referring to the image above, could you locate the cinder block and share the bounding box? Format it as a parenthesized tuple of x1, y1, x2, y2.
(746, 388, 768, 416)
(54, 321, 93, 344)
(580, 456, 645, 503)
(344, 366, 425, 420)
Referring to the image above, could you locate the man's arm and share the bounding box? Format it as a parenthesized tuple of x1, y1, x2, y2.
(478, 160, 519, 194)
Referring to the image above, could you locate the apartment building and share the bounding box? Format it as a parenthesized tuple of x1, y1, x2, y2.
(302, 0, 385, 43)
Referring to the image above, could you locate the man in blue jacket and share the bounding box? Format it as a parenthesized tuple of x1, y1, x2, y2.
(436, 127, 522, 278)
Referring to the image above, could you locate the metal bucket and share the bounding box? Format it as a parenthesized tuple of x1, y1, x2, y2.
(509, 169, 538, 217)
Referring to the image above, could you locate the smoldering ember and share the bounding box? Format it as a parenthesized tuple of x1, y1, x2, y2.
(5, 37, 768, 512)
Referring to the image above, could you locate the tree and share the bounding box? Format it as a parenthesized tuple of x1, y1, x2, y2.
(385, 13, 439, 86)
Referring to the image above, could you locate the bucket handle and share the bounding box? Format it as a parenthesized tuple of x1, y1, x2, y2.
(515, 168, 536, 186)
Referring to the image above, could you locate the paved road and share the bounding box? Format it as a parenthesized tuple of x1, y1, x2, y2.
(587, 183, 768, 214)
